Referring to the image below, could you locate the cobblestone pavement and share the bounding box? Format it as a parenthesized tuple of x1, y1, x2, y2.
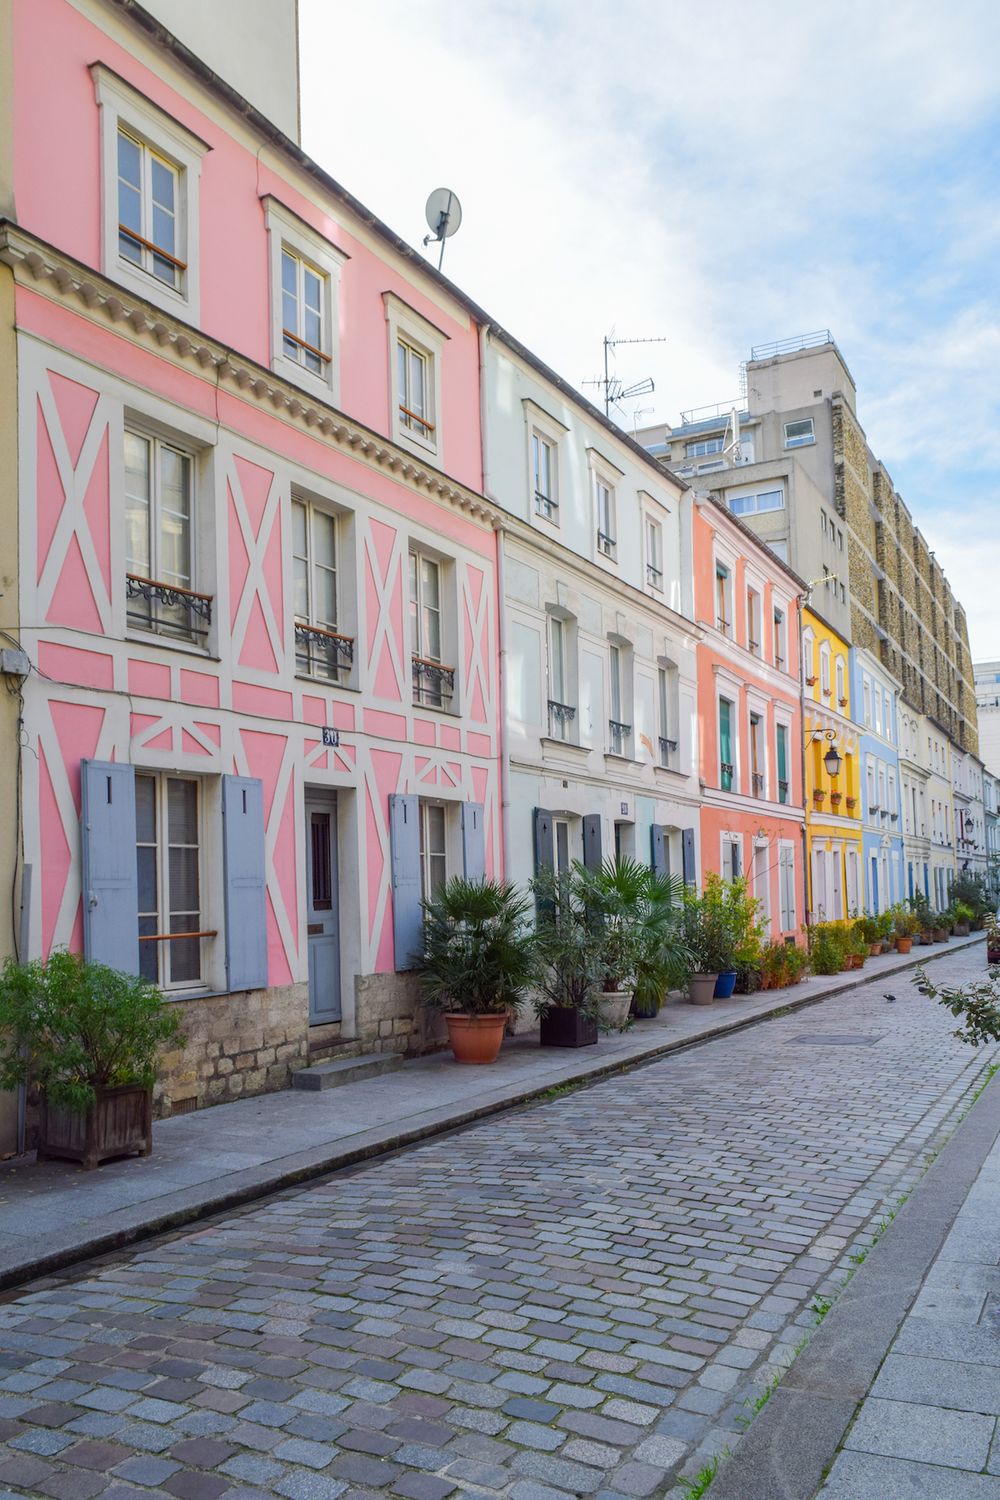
(0, 947, 994, 1500)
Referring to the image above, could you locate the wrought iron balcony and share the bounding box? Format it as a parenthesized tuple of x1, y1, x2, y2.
(126, 574, 211, 643)
(608, 720, 632, 756)
(659, 736, 678, 768)
(778, 778, 789, 804)
(294, 621, 354, 680)
(412, 654, 455, 708)
(534, 492, 558, 523)
(752, 772, 765, 797)
(646, 563, 663, 590)
(597, 531, 617, 560)
(720, 761, 734, 792)
(547, 700, 576, 740)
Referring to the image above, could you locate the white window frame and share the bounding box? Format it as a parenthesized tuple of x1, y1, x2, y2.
(819, 643, 832, 699)
(686, 436, 725, 458)
(836, 655, 846, 706)
(136, 770, 208, 993)
(728, 485, 785, 517)
(264, 197, 347, 401)
(773, 605, 788, 670)
(92, 65, 207, 322)
(419, 800, 449, 900)
(802, 626, 816, 687)
(746, 586, 762, 656)
(721, 832, 742, 884)
(863, 679, 871, 727)
(784, 417, 815, 448)
(292, 494, 355, 684)
(607, 640, 632, 756)
(547, 611, 576, 741)
(409, 547, 456, 712)
(124, 423, 204, 646)
(644, 511, 665, 593)
(587, 449, 623, 567)
(385, 294, 447, 460)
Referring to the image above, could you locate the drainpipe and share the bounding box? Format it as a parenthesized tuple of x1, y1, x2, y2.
(796, 593, 810, 940)
(478, 325, 512, 877)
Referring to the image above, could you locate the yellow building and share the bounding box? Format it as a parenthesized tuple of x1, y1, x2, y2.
(802, 608, 863, 919)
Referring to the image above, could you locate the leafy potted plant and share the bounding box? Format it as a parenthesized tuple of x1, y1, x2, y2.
(933, 911, 951, 944)
(856, 916, 881, 957)
(875, 910, 895, 951)
(417, 878, 539, 1064)
(951, 901, 975, 938)
(573, 861, 691, 1022)
(531, 868, 603, 1047)
(681, 875, 737, 1004)
(893, 905, 921, 953)
(0, 951, 183, 1170)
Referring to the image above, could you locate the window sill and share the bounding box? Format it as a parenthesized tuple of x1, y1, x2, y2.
(653, 763, 683, 779)
(539, 735, 590, 756)
(604, 751, 641, 771)
(411, 700, 460, 718)
(271, 352, 336, 402)
(295, 672, 359, 693)
(394, 426, 440, 462)
(126, 630, 218, 662)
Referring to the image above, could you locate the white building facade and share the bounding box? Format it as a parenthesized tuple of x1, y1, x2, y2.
(480, 330, 702, 893)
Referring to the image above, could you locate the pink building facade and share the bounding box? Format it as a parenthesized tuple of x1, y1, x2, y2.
(2, 0, 501, 1110)
(693, 496, 807, 944)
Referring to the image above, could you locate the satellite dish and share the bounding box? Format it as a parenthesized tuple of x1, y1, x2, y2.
(423, 188, 462, 269)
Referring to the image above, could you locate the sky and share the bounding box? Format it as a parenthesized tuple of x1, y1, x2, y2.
(298, 0, 1000, 657)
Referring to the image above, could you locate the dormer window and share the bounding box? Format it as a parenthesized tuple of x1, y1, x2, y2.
(117, 128, 183, 291)
(266, 199, 346, 399)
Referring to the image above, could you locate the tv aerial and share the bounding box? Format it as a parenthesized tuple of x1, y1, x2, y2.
(423, 188, 462, 271)
(584, 330, 667, 419)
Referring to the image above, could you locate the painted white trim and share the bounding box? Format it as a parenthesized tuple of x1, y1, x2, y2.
(264, 196, 347, 403)
(92, 64, 207, 323)
(385, 292, 447, 462)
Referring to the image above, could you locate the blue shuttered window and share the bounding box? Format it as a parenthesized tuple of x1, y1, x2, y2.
(390, 793, 423, 970)
(651, 825, 669, 877)
(81, 760, 140, 974)
(682, 827, 697, 886)
(461, 802, 486, 882)
(582, 814, 602, 870)
(222, 775, 268, 991)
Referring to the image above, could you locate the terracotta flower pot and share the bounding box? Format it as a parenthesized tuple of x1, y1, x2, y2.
(444, 1013, 508, 1064)
(869, 942, 882, 957)
(895, 937, 913, 954)
(688, 973, 718, 1005)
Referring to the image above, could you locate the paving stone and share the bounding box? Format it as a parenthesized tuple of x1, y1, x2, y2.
(506, 1420, 566, 1451)
(162, 1474, 233, 1500)
(273, 1474, 348, 1500)
(844, 1397, 994, 1471)
(114, 1454, 183, 1485)
(822, 1450, 1000, 1498)
(391, 1476, 457, 1500)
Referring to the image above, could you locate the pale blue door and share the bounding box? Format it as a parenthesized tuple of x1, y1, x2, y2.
(305, 795, 341, 1023)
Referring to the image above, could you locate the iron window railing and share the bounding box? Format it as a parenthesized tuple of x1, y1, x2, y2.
(752, 772, 765, 797)
(778, 779, 789, 804)
(548, 700, 576, 739)
(659, 736, 678, 768)
(535, 492, 558, 522)
(597, 531, 617, 560)
(294, 622, 354, 680)
(720, 761, 734, 792)
(647, 563, 663, 589)
(126, 574, 212, 644)
(412, 655, 455, 708)
(608, 720, 631, 756)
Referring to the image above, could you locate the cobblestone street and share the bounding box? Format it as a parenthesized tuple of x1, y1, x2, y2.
(0, 947, 995, 1500)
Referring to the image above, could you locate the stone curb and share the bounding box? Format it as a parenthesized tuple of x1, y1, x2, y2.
(705, 984, 1000, 1500)
(4, 934, 983, 1295)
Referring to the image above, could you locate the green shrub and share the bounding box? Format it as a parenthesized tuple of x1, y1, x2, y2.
(0, 952, 183, 1115)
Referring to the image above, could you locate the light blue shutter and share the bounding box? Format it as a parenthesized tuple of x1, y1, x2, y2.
(390, 794, 422, 970)
(533, 807, 555, 920)
(682, 827, 697, 886)
(222, 775, 268, 991)
(81, 760, 139, 973)
(651, 825, 669, 877)
(461, 802, 486, 882)
(582, 815, 603, 870)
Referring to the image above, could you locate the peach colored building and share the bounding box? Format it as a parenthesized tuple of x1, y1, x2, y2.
(1, 0, 502, 1116)
(693, 495, 806, 942)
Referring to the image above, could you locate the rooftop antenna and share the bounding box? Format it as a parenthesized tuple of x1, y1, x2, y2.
(584, 331, 667, 419)
(423, 188, 462, 272)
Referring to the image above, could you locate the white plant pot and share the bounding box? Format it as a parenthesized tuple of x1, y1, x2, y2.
(596, 989, 633, 1031)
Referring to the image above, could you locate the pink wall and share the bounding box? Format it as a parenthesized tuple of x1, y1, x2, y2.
(12, 0, 484, 491)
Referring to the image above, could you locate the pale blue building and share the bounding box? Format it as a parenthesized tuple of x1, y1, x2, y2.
(851, 647, 903, 913)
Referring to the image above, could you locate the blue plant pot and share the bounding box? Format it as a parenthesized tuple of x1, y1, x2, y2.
(713, 970, 738, 999)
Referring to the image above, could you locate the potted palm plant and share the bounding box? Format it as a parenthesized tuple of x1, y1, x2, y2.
(531, 868, 603, 1047)
(0, 951, 183, 1170)
(571, 859, 691, 1028)
(417, 878, 539, 1064)
(681, 876, 736, 1004)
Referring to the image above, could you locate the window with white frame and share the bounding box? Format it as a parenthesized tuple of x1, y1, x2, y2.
(686, 436, 725, 458)
(657, 664, 678, 769)
(820, 644, 831, 698)
(136, 773, 204, 989)
(729, 487, 784, 517)
(722, 833, 741, 883)
(419, 801, 448, 899)
(866, 757, 877, 810)
(386, 295, 445, 458)
(747, 588, 762, 656)
(784, 418, 815, 448)
(595, 478, 617, 560)
(645, 514, 664, 591)
(836, 656, 846, 705)
(292, 498, 352, 681)
(608, 643, 631, 756)
(776, 721, 790, 803)
(532, 432, 558, 522)
(779, 845, 796, 930)
(773, 607, 787, 669)
(802, 627, 815, 684)
(883, 690, 892, 738)
(749, 711, 765, 797)
(863, 679, 871, 726)
(873, 685, 882, 734)
(125, 428, 209, 644)
(410, 551, 452, 708)
(547, 614, 575, 740)
(92, 66, 207, 320)
(264, 200, 346, 398)
(715, 563, 733, 636)
(719, 696, 735, 791)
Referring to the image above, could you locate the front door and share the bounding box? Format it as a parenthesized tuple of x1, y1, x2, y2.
(305, 794, 341, 1024)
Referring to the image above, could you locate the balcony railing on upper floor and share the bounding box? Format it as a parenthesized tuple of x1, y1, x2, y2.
(294, 621, 354, 680)
(547, 700, 576, 741)
(659, 736, 678, 770)
(608, 720, 631, 757)
(412, 655, 455, 708)
(126, 574, 212, 644)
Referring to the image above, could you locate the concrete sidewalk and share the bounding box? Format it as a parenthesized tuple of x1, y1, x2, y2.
(0, 934, 980, 1292)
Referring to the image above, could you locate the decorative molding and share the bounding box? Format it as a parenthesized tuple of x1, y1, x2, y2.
(0, 224, 501, 527)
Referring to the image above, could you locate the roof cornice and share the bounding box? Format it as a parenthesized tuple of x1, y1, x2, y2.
(0, 222, 501, 527)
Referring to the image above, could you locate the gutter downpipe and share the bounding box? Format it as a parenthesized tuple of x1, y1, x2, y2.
(478, 325, 512, 878)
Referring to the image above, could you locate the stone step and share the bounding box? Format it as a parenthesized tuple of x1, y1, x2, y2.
(291, 1052, 403, 1092)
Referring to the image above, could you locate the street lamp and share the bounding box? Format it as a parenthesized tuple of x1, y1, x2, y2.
(823, 743, 843, 778)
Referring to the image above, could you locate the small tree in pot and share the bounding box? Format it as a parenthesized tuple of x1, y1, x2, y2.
(417, 878, 539, 1064)
(531, 867, 604, 1047)
(0, 951, 183, 1170)
(681, 876, 738, 1004)
(571, 859, 691, 1028)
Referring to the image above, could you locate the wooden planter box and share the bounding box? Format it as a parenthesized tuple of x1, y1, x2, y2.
(38, 1084, 152, 1171)
(540, 1007, 598, 1048)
